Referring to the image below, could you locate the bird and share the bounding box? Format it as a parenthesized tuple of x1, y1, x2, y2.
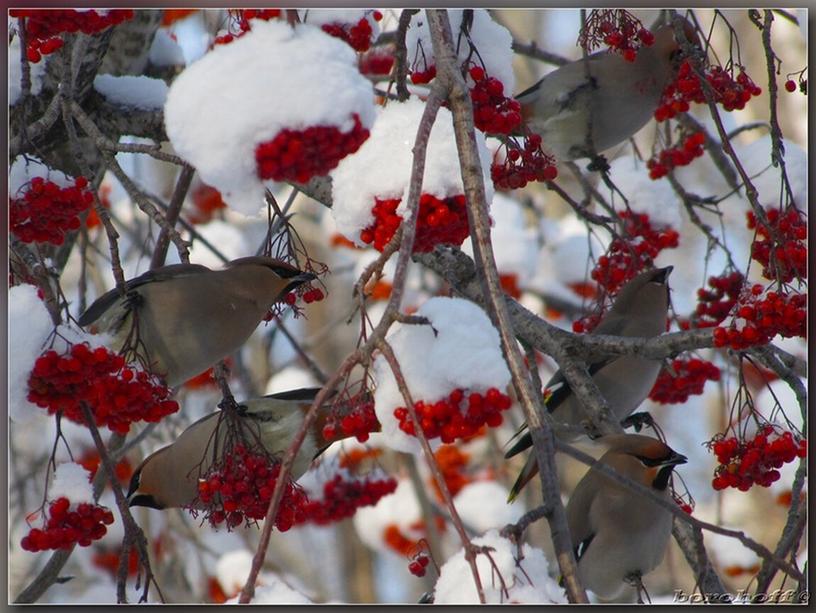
(565, 433, 686, 600)
(127, 387, 364, 510)
(78, 256, 315, 387)
(505, 265, 673, 501)
(514, 19, 699, 162)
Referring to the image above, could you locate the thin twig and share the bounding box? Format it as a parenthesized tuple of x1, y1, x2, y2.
(149, 165, 194, 268)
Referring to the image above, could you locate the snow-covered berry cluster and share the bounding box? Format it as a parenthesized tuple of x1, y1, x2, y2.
(321, 400, 380, 443)
(649, 357, 721, 404)
(590, 211, 679, 294)
(359, 194, 470, 253)
(746, 207, 807, 283)
(320, 11, 381, 52)
(27, 343, 179, 434)
(656, 60, 762, 121)
(21, 497, 114, 551)
(214, 9, 281, 45)
(491, 134, 558, 190)
(713, 285, 806, 350)
(647, 131, 706, 179)
(710, 426, 806, 491)
(255, 113, 370, 184)
(298, 473, 397, 525)
(468, 66, 522, 134)
(10, 176, 94, 245)
(11, 9, 134, 62)
(684, 271, 745, 329)
(578, 9, 654, 62)
(394, 387, 512, 444)
(196, 444, 308, 531)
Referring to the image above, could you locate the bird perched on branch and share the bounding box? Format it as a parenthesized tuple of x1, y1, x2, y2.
(78, 256, 314, 387)
(565, 433, 686, 599)
(506, 266, 673, 501)
(127, 387, 369, 510)
(515, 19, 699, 163)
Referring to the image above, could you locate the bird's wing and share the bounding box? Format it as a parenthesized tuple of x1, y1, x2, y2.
(260, 387, 324, 402)
(515, 52, 609, 116)
(566, 474, 599, 559)
(78, 263, 211, 327)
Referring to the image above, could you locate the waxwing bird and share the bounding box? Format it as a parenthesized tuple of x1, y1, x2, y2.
(78, 257, 314, 387)
(515, 20, 699, 162)
(565, 434, 686, 600)
(506, 266, 673, 501)
(127, 387, 367, 510)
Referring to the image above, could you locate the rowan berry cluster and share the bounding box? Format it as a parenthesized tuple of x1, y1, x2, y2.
(359, 194, 470, 253)
(394, 387, 512, 444)
(430, 446, 472, 502)
(214, 9, 281, 45)
(408, 553, 431, 577)
(196, 444, 308, 531)
(21, 497, 114, 551)
(685, 271, 745, 329)
(92, 547, 139, 578)
(10, 176, 94, 245)
(187, 184, 227, 225)
(28, 343, 179, 434)
(321, 400, 380, 443)
(283, 286, 325, 307)
(320, 12, 382, 52)
(747, 207, 807, 283)
(410, 64, 436, 85)
(297, 473, 397, 525)
(710, 426, 806, 491)
(713, 285, 806, 350)
(11, 9, 134, 62)
(359, 49, 395, 76)
(468, 66, 522, 134)
(578, 9, 654, 61)
(491, 134, 559, 190)
(77, 448, 133, 485)
(647, 131, 705, 179)
(590, 211, 679, 294)
(649, 358, 721, 404)
(255, 114, 369, 184)
(655, 60, 762, 121)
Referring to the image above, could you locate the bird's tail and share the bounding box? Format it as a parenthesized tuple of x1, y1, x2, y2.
(507, 455, 540, 503)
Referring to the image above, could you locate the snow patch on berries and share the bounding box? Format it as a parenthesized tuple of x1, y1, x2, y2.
(434, 529, 565, 603)
(93, 75, 168, 110)
(165, 20, 375, 215)
(10, 155, 73, 193)
(453, 481, 525, 533)
(372, 297, 511, 453)
(301, 9, 380, 52)
(352, 478, 422, 553)
(331, 98, 493, 246)
(406, 10, 515, 94)
(50, 463, 94, 504)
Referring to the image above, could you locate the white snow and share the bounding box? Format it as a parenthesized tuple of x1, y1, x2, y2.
(301, 8, 380, 43)
(216, 550, 254, 595)
(93, 75, 168, 110)
(705, 530, 759, 570)
(9, 35, 46, 106)
(406, 10, 515, 94)
(453, 480, 525, 532)
(164, 20, 375, 216)
(331, 98, 494, 245)
(264, 365, 320, 396)
(352, 478, 422, 552)
(372, 297, 511, 453)
(9, 155, 74, 195)
(218, 549, 312, 604)
(148, 28, 186, 66)
(604, 155, 683, 229)
(49, 462, 94, 504)
(229, 578, 312, 604)
(434, 529, 565, 603)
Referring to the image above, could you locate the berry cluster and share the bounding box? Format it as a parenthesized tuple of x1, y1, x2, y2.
(297, 473, 397, 525)
(710, 426, 806, 491)
(408, 553, 431, 577)
(655, 61, 762, 121)
(321, 400, 380, 443)
(320, 12, 381, 52)
(187, 184, 227, 225)
(784, 78, 807, 95)
(84, 183, 111, 230)
(747, 207, 807, 283)
(283, 286, 325, 307)
(92, 546, 139, 578)
(647, 131, 706, 179)
(591, 211, 679, 294)
(384, 523, 422, 556)
(196, 444, 307, 531)
(359, 194, 470, 253)
(713, 285, 806, 350)
(10, 176, 93, 245)
(28, 343, 179, 434)
(359, 49, 395, 76)
(161, 9, 197, 26)
(77, 448, 133, 485)
(11, 9, 134, 63)
(499, 273, 522, 299)
(255, 114, 370, 184)
(578, 9, 654, 62)
(468, 66, 522, 134)
(430, 446, 471, 502)
(21, 497, 114, 551)
(649, 358, 721, 404)
(214, 9, 281, 45)
(685, 271, 745, 329)
(410, 65, 436, 85)
(394, 387, 512, 444)
(491, 134, 559, 190)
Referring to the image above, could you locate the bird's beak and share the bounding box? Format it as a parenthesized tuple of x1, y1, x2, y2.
(284, 271, 317, 294)
(653, 266, 674, 284)
(663, 451, 687, 467)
